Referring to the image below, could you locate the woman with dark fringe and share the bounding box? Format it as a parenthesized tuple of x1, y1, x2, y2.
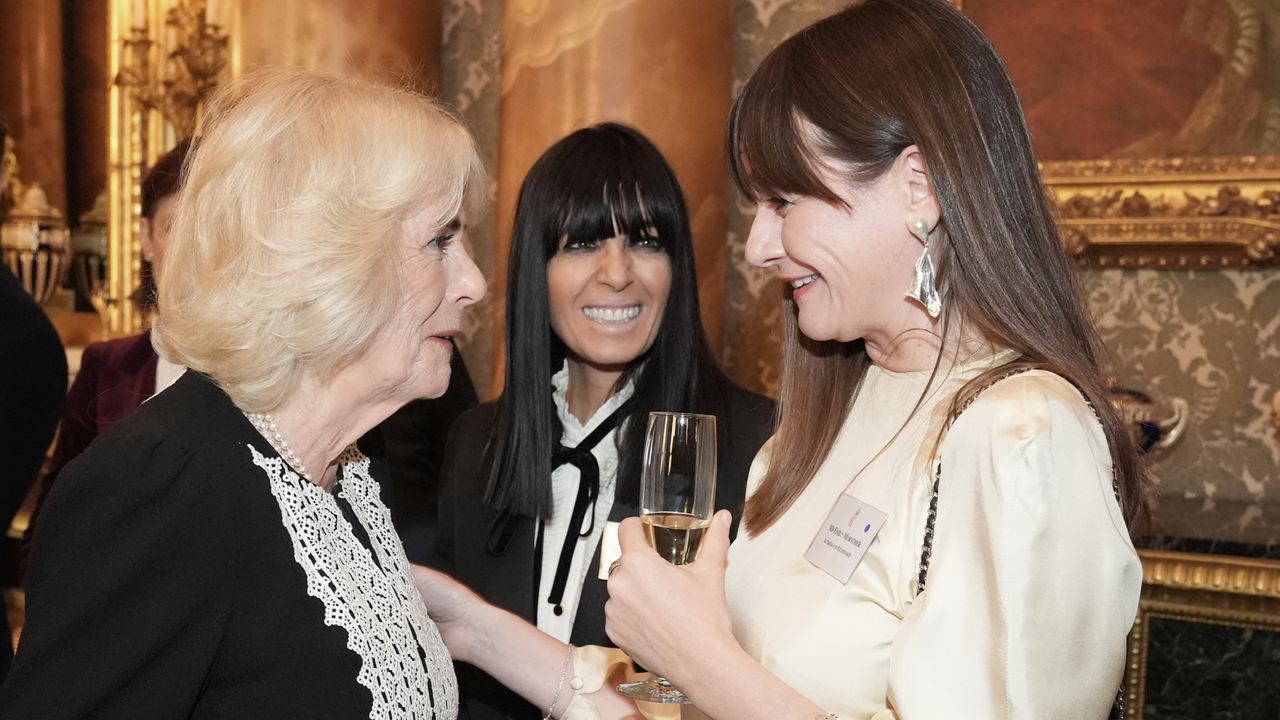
(428, 122, 774, 720)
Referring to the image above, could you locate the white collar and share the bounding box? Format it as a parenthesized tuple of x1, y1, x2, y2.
(550, 360, 636, 444)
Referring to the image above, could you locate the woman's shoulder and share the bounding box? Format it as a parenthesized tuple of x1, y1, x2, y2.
(39, 408, 242, 561)
(454, 399, 500, 430)
(953, 369, 1096, 432)
(60, 372, 257, 494)
(80, 329, 157, 369)
(724, 382, 776, 415)
(944, 369, 1110, 470)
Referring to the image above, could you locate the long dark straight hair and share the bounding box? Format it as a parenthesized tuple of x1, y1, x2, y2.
(728, 0, 1148, 534)
(483, 122, 732, 519)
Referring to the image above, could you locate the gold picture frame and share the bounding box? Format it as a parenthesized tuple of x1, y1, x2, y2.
(1045, 157, 1280, 270)
(1125, 549, 1280, 715)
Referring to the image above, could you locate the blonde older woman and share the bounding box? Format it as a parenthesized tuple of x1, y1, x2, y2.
(1, 69, 484, 719)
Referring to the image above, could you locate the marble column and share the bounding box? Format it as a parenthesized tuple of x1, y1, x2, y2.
(491, 0, 734, 392)
(64, 0, 111, 225)
(227, 0, 440, 90)
(0, 0, 68, 215)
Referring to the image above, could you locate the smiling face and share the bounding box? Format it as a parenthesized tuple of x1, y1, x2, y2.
(361, 210, 485, 402)
(546, 230, 672, 374)
(744, 148, 939, 352)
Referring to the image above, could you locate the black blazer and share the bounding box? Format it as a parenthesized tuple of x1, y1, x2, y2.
(364, 345, 479, 564)
(430, 383, 775, 720)
(0, 264, 65, 681)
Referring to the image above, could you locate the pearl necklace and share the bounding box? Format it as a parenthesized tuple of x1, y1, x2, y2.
(246, 412, 313, 482)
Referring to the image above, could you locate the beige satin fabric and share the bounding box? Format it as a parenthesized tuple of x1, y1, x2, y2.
(562, 646, 680, 720)
(715, 362, 1141, 720)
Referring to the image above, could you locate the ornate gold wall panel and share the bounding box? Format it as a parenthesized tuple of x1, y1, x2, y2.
(1046, 156, 1280, 269)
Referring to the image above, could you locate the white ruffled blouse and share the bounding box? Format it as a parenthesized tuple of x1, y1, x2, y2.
(538, 362, 635, 642)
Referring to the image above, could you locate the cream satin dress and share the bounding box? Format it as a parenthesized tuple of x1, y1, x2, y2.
(701, 356, 1141, 720)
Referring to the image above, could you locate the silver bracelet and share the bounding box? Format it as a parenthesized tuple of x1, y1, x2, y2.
(816, 714, 838, 720)
(543, 644, 574, 720)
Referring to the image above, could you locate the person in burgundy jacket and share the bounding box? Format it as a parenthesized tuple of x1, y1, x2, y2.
(43, 139, 193, 484)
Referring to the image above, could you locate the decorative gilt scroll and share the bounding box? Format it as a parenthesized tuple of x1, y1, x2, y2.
(107, 0, 228, 336)
(1045, 157, 1280, 269)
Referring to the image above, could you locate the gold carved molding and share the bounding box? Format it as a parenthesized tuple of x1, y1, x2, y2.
(1125, 550, 1280, 714)
(1138, 549, 1280, 598)
(1044, 155, 1280, 269)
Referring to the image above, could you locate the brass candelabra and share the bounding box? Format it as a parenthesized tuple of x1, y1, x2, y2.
(114, 0, 228, 138)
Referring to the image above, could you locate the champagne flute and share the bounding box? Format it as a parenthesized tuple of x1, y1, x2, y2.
(617, 411, 717, 704)
(76, 255, 115, 341)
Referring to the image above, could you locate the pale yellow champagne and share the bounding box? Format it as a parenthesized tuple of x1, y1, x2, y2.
(643, 512, 711, 566)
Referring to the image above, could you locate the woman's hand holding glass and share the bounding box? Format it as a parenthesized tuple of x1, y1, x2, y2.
(604, 508, 738, 703)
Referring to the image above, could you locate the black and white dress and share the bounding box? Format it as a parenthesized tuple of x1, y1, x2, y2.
(2, 372, 457, 720)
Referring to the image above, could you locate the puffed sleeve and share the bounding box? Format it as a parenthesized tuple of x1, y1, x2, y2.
(0, 431, 234, 718)
(883, 372, 1141, 720)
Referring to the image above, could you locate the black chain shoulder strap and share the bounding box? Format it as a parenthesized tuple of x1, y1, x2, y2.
(913, 367, 1126, 719)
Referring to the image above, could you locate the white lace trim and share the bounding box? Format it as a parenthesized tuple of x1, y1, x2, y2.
(248, 444, 458, 719)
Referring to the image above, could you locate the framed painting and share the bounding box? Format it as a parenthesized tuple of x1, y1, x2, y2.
(965, 0, 1280, 268)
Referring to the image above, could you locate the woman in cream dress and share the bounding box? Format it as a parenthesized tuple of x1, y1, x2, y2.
(602, 1, 1147, 718)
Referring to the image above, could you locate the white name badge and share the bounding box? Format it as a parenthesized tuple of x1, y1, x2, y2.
(805, 494, 888, 583)
(596, 520, 622, 581)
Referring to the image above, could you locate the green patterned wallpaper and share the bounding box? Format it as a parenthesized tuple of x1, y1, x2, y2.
(1082, 269, 1279, 509)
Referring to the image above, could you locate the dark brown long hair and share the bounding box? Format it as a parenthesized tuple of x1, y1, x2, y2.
(136, 137, 196, 311)
(728, 0, 1148, 535)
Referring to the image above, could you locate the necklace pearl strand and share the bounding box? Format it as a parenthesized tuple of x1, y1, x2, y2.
(246, 412, 313, 482)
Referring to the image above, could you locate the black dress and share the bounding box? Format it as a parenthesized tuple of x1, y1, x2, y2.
(1, 372, 458, 720)
(0, 264, 66, 679)
(430, 383, 775, 720)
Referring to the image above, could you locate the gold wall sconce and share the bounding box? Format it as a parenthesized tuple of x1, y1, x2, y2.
(106, 0, 228, 337)
(116, 0, 228, 139)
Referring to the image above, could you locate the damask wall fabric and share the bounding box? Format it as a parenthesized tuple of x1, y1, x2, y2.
(1082, 268, 1279, 531)
(441, 0, 502, 397)
(721, 0, 837, 396)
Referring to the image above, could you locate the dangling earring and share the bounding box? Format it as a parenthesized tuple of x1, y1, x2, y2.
(905, 218, 941, 318)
